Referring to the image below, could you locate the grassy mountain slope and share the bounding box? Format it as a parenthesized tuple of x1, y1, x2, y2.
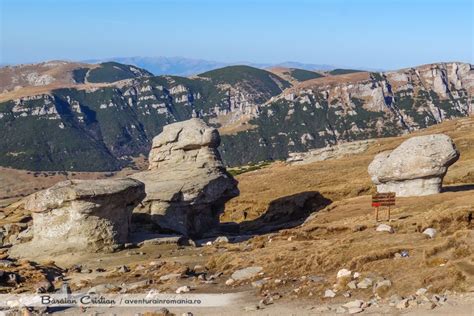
(199, 65, 290, 103)
(328, 68, 364, 75)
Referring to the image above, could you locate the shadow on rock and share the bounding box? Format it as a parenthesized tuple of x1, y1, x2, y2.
(236, 191, 332, 234)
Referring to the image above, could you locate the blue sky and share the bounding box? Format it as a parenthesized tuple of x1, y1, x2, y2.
(1, 0, 473, 69)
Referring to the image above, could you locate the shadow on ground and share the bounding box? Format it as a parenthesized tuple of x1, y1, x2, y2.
(221, 191, 332, 237)
(443, 183, 474, 193)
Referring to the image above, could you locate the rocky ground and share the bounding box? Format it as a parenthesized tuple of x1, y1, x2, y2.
(0, 117, 473, 315)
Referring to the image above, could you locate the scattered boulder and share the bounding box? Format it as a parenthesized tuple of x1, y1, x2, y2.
(11, 179, 145, 256)
(159, 273, 183, 281)
(231, 266, 263, 281)
(176, 285, 191, 294)
(132, 119, 239, 237)
(357, 278, 373, 289)
(343, 300, 364, 309)
(116, 265, 130, 273)
(368, 134, 459, 196)
(35, 280, 54, 293)
(376, 224, 394, 233)
(324, 289, 336, 298)
(88, 283, 120, 294)
(214, 236, 229, 243)
(336, 269, 352, 279)
(416, 288, 428, 296)
(423, 228, 437, 238)
(396, 298, 409, 309)
(374, 279, 392, 296)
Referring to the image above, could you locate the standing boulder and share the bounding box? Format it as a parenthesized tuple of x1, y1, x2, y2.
(368, 134, 459, 196)
(132, 118, 239, 237)
(11, 178, 145, 256)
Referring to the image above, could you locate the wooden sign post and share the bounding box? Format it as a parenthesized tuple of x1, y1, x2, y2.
(372, 192, 396, 221)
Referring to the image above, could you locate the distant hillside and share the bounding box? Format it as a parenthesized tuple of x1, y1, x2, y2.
(328, 68, 364, 75)
(0, 61, 472, 171)
(198, 65, 290, 104)
(0, 61, 152, 102)
(268, 67, 324, 83)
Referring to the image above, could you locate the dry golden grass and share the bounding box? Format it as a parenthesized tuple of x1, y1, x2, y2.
(223, 116, 474, 223)
(211, 116, 474, 298)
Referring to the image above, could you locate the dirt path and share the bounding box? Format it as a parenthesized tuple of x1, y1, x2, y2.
(52, 292, 474, 315)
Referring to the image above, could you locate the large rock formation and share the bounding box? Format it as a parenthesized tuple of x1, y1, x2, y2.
(11, 178, 145, 256)
(132, 118, 239, 237)
(368, 134, 459, 196)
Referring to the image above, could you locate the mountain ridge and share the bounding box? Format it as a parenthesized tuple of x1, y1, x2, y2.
(83, 56, 374, 76)
(0, 61, 472, 171)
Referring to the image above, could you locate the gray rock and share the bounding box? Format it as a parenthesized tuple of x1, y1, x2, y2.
(88, 283, 120, 294)
(374, 279, 392, 296)
(159, 273, 182, 281)
(176, 285, 191, 294)
(347, 281, 357, 289)
(214, 236, 229, 243)
(343, 300, 364, 309)
(35, 280, 54, 293)
(12, 178, 145, 256)
(251, 279, 267, 288)
(120, 280, 151, 292)
(389, 294, 403, 306)
(132, 119, 239, 238)
(138, 236, 185, 247)
(324, 289, 336, 298)
(396, 298, 409, 309)
(416, 288, 428, 296)
(368, 134, 459, 197)
(308, 275, 325, 283)
(0, 260, 14, 268)
(336, 268, 352, 279)
(423, 228, 437, 238)
(117, 265, 130, 273)
(259, 296, 274, 306)
(357, 278, 373, 289)
(231, 266, 263, 281)
(376, 224, 394, 233)
(243, 305, 260, 312)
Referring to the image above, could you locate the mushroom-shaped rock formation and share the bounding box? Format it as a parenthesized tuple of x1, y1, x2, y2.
(131, 118, 239, 237)
(368, 134, 459, 197)
(12, 178, 145, 256)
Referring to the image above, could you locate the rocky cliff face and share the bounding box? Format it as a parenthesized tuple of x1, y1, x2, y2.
(0, 62, 472, 171)
(219, 62, 474, 166)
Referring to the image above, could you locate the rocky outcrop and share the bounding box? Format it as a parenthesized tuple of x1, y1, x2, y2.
(368, 134, 459, 196)
(132, 118, 239, 237)
(11, 178, 145, 256)
(287, 139, 376, 165)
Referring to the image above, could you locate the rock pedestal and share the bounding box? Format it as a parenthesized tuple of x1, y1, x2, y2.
(17, 178, 145, 254)
(132, 118, 239, 237)
(368, 134, 459, 197)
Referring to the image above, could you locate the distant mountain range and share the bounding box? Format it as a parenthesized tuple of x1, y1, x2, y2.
(84, 56, 353, 76)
